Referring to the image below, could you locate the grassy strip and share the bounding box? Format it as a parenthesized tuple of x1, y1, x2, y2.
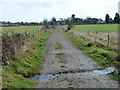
(62, 27, 120, 80)
(2, 29, 55, 88)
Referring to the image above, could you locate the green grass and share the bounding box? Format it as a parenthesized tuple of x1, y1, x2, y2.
(2, 26, 42, 34)
(2, 29, 55, 88)
(73, 24, 118, 33)
(55, 53, 65, 60)
(59, 59, 67, 64)
(61, 65, 65, 68)
(56, 53, 64, 56)
(45, 49, 50, 54)
(62, 27, 120, 80)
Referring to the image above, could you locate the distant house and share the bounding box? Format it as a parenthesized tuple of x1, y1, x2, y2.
(97, 19, 105, 24)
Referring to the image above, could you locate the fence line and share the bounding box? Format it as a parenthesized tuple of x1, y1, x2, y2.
(71, 30, 118, 50)
(85, 31, 118, 50)
(2, 28, 44, 66)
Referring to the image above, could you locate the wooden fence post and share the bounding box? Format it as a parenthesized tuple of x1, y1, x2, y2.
(38, 30, 39, 34)
(88, 31, 89, 40)
(33, 30, 35, 38)
(29, 31, 30, 39)
(108, 34, 110, 48)
(95, 32, 97, 43)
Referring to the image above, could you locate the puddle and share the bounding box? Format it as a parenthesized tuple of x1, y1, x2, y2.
(29, 67, 117, 82)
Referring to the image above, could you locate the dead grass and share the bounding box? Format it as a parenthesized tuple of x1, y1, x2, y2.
(70, 30, 118, 50)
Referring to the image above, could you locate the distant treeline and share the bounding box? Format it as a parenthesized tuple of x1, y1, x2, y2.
(0, 21, 43, 27)
(1, 13, 120, 27)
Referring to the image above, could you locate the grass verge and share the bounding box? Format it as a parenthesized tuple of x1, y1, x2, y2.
(62, 27, 120, 80)
(2, 29, 55, 88)
(0, 67, 2, 89)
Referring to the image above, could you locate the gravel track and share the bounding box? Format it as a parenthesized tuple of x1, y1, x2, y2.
(35, 27, 118, 88)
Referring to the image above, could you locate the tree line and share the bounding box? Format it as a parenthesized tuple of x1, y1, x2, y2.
(1, 13, 120, 27)
(105, 13, 120, 24)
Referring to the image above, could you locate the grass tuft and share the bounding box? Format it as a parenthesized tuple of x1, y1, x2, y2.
(54, 42, 62, 50)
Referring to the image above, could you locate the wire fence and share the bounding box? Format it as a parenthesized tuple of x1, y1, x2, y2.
(70, 30, 118, 51)
(1, 28, 43, 66)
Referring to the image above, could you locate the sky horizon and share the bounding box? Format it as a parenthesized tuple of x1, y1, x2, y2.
(0, 0, 119, 22)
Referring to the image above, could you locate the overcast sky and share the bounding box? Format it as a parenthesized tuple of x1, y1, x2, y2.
(0, 0, 119, 22)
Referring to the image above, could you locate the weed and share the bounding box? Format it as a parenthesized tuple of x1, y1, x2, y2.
(61, 65, 65, 68)
(55, 53, 67, 64)
(56, 53, 64, 56)
(113, 73, 120, 80)
(59, 59, 68, 64)
(45, 49, 49, 54)
(54, 42, 62, 50)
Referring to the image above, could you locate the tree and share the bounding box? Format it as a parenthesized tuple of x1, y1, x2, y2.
(51, 17, 57, 28)
(105, 14, 110, 23)
(43, 19, 49, 32)
(66, 18, 74, 31)
(71, 14, 75, 19)
(86, 17, 93, 24)
(114, 13, 120, 23)
(71, 14, 75, 24)
(58, 18, 64, 26)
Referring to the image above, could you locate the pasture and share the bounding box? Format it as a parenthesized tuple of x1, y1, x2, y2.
(73, 24, 118, 33)
(69, 24, 118, 50)
(2, 26, 42, 34)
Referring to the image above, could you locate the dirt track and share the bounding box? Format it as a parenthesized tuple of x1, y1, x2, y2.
(35, 27, 118, 88)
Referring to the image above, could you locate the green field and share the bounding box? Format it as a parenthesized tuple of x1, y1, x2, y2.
(73, 24, 118, 33)
(2, 26, 42, 34)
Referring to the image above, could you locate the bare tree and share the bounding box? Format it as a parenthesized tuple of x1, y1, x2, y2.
(51, 17, 57, 29)
(66, 18, 74, 31)
(43, 19, 49, 32)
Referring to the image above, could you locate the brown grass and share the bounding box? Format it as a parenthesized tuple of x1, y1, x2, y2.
(70, 30, 118, 50)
